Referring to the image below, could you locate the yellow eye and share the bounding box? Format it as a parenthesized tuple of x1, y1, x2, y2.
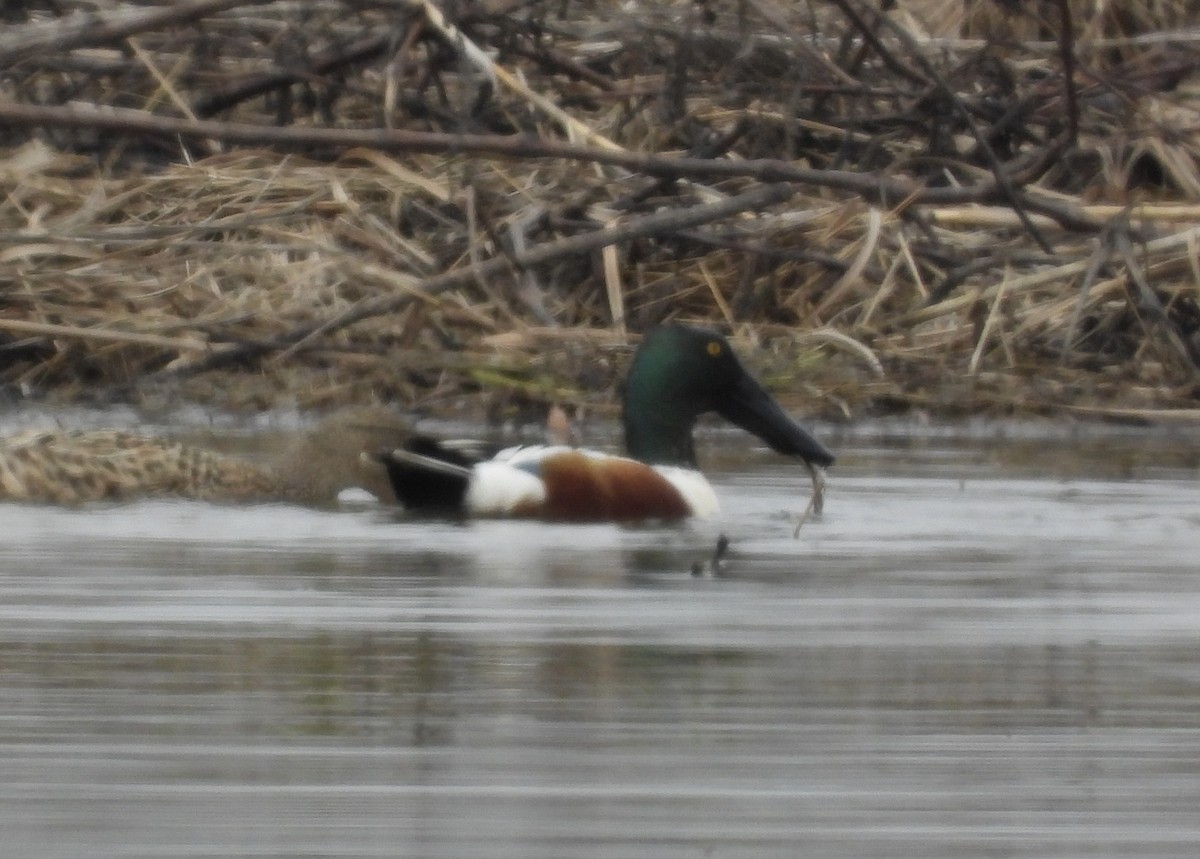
(706, 340, 723, 357)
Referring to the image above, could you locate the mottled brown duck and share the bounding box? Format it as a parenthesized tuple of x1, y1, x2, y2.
(0, 407, 413, 505)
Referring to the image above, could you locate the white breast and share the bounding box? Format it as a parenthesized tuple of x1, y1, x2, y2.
(652, 465, 720, 518)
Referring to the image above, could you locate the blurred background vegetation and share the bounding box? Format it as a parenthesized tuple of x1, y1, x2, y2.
(1, 0, 1198, 425)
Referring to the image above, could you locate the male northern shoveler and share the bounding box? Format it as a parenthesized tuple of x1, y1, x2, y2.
(0, 407, 413, 505)
(374, 324, 835, 522)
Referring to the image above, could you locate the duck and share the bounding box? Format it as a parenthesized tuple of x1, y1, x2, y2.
(0, 407, 414, 505)
(374, 324, 835, 521)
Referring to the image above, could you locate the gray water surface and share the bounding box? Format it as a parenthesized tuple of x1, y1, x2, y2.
(2, 423, 1199, 858)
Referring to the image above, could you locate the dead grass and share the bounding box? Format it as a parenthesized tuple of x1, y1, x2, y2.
(1, 0, 1199, 424)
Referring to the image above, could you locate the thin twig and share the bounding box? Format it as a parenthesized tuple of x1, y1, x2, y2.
(0, 102, 1104, 226)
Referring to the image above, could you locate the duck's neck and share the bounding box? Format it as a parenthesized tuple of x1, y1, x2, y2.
(622, 349, 705, 467)
(623, 402, 698, 467)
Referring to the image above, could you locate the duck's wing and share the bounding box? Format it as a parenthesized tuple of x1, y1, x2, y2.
(470, 446, 718, 522)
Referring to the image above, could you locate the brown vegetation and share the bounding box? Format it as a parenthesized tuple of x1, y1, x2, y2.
(1, 0, 1199, 425)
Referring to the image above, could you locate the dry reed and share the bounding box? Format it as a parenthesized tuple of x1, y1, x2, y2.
(1, 0, 1198, 424)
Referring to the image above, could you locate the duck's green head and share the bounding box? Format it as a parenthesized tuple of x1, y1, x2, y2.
(622, 324, 835, 469)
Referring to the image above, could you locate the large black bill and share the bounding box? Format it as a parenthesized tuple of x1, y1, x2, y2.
(718, 366, 835, 468)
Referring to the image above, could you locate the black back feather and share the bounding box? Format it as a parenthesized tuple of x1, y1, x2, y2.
(378, 436, 498, 514)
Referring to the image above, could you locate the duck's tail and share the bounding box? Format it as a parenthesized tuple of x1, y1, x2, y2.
(370, 436, 497, 514)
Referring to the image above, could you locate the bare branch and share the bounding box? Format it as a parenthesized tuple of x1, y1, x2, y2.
(0, 0, 254, 67)
(0, 101, 1102, 227)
